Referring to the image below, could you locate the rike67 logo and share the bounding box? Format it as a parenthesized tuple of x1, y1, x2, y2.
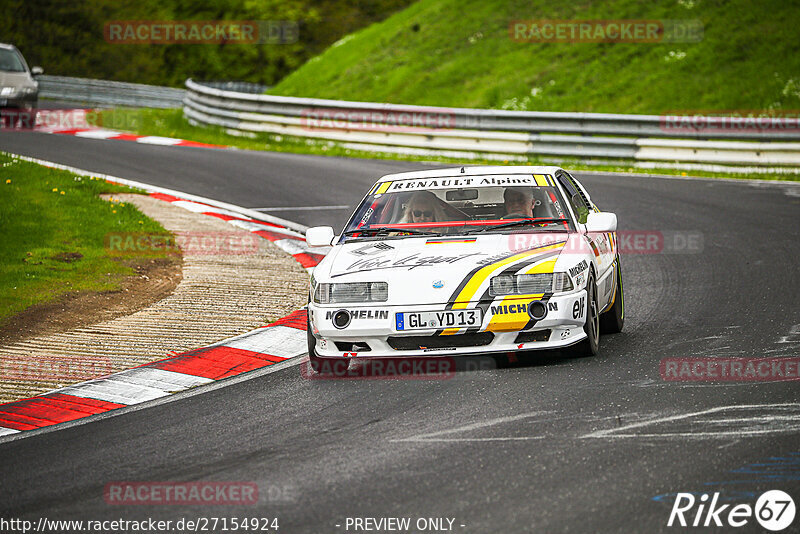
(668, 490, 795, 530)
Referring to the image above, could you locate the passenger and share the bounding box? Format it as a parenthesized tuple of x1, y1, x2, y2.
(503, 187, 535, 218)
(399, 191, 447, 223)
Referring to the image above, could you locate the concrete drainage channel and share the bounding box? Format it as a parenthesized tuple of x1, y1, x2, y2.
(0, 153, 325, 442)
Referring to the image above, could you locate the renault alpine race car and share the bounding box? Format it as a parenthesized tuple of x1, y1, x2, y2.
(304, 166, 624, 373)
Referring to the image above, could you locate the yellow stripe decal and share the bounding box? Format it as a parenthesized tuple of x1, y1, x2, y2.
(453, 243, 564, 305)
(485, 257, 557, 332)
(439, 243, 565, 335)
(520, 258, 557, 275)
(486, 294, 545, 332)
(534, 174, 548, 187)
(375, 182, 392, 195)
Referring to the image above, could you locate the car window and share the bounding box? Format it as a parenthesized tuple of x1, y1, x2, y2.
(563, 171, 596, 212)
(556, 171, 592, 224)
(341, 175, 575, 239)
(0, 49, 27, 72)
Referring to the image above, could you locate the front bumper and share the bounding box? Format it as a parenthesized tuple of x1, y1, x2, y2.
(308, 291, 588, 358)
(0, 93, 37, 109)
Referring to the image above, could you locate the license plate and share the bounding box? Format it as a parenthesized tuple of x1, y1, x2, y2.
(395, 309, 482, 331)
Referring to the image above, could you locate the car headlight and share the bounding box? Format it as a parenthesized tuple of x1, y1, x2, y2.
(313, 281, 388, 304)
(22, 87, 37, 95)
(552, 272, 574, 292)
(0, 87, 15, 96)
(490, 272, 574, 296)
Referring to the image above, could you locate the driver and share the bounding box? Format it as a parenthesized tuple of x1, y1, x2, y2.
(503, 187, 535, 218)
(399, 191, 446, 223)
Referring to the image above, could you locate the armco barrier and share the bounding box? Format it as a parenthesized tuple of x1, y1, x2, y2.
(183, 78, 800, 167)
(38, 75, 185, 108)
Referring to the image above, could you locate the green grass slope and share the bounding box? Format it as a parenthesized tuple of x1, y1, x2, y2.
(270, 0, 800, 114)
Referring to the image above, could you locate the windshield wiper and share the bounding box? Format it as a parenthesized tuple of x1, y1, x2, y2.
(342, 227, 437, 237)
(465, 218, 569, 234)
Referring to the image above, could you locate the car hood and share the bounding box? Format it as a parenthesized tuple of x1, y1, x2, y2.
(316, 232, 586, 305)
(0, 71, 35, 89)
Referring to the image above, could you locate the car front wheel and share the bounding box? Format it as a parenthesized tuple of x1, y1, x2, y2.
(600, 256, 624, 334)
(568, 271, 599, 357)
(306, 314, 350, 375)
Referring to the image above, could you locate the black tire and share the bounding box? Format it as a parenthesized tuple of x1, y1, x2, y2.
(600, 256, 625, 334)
(306, 314, 349, 375)
(569, 271, 600, 357)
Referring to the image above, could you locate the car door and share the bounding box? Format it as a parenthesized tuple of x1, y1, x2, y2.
(555, 171, 616, 304)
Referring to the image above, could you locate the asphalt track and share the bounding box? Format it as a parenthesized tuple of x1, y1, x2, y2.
(1, 130, 800, 533)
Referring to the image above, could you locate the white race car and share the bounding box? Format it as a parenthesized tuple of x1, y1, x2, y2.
(305, 166, 623, 373)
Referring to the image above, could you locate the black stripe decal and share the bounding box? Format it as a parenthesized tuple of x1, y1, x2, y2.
(474, 250, 562, 304)
(521, 292, 554, 331)
(435, 243, 565, 336)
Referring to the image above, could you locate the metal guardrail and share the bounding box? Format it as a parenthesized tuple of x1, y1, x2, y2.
(197, 81, 270, 94)
(183, 79, 800, 167)
(38, 75, 185, 108)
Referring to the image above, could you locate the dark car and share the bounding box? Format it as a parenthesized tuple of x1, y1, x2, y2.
(0, 43, 43, 127)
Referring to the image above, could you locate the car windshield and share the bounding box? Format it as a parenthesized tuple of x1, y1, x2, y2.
(0, 49, 26, 72)
(341, 174, 574, 240)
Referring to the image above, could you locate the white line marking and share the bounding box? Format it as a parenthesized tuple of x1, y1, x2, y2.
(274, 238, 315, 255)
(227, 219, 304, 237)
(0, 426, 20, 436)
(135, 136, 182, 145)
(600, 429, 800, 439)
(54, 368, 213, 405)
(392, 411, 550, 442)
(224, 326, 308, 359)
(699, 416, 800, 424)
(170, 200, 241, 218)
(73, 129, 121, 139)
(251, 205, 351, 212)
(581, 403, 800, 439)
(0, 356, 305, 445)
(395, 437, 546, 443)
(777, 324, 800, 344)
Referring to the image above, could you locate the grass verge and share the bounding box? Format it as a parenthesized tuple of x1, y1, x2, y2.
(270, 0, 800, 115)
(0, 152, 172, 325)
(97, 108, 800, 182)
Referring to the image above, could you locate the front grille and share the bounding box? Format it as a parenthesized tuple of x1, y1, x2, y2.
(514, 330, 551, 344)
(387, 332, 494, 351)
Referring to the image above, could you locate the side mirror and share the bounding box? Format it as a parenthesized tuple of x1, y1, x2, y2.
(585, 212, 617, 233)
(306, 226, 335, 247)
(31, 66, 44, 76)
